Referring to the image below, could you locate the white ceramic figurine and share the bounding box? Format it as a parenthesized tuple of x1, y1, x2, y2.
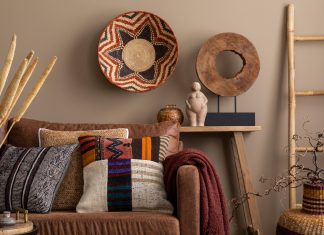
(185, 82, 208, 126)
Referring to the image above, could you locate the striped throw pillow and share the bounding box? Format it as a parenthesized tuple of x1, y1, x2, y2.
(76, 135, 173, 214)
(0, 144, 77, 213)
(38, 128, 129, 211)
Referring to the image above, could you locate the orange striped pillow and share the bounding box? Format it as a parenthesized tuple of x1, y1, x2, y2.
(78, 135, 173, 167)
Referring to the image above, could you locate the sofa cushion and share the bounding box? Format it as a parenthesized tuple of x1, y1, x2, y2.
(80, 135, 173, 167)
(38, 128, 129, 211)
(38, 128, 129, 147)
(76, 135, 173, 214)
(7, 118, 180, 154)
(29, 212, 180, 235)
(0, 144, 77, 213)
(8, 118, 180, 149)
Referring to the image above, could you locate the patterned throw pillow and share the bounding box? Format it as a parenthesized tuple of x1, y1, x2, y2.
(76, 135, 173, 214)
(0, 144, 77, 213)
(38, 128, 129, 211)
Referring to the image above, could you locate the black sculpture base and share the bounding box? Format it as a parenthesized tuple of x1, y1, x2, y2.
(205, 112, 255, 126)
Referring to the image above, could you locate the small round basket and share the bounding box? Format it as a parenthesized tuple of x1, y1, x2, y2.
(276, 183, 324, 235)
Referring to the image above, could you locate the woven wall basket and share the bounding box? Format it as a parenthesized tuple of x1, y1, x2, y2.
(98, 11, 178, 93)
(276, 183, 324, 235)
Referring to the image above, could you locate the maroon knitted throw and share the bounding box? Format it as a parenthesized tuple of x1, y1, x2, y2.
(163, 149, 230, 235)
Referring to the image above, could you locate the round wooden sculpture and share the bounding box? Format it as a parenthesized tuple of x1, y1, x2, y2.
(196, 33, 260, 96)
(98, 11, 178, 93)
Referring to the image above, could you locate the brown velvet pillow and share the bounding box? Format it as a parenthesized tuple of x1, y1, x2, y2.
(8, 118, 180, 154)
(38, 128, 129, 211)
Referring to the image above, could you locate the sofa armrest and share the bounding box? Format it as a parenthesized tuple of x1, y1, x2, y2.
(176, 165, 200, 235)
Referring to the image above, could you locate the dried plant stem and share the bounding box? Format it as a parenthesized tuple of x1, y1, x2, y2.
(0, 56, 57, 148)
(13, 56, 57, 123)
(0, 57, 39, 127)
(0, 35, 16, 96)
(26, 51, 34, 64)
(0, 58, 28, 127)
(0, 121, 15, 149)
(230, 123, 324, 222)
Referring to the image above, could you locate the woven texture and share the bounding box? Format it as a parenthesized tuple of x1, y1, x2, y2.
(98, 11, 178, 92)
(76, 135, 173, 214)
(276, 209, 324, 235)
(79, 135, 172, 167)
(0, 144, 77, 213)
(38, 128, 129, 211)
(38, 128, 129, 147)
(277, 184, 324, 234)
(302, 183, 324, 215)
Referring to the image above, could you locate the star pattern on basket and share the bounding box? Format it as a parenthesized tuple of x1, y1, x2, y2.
(106, 24, 169, 82)
(98, 12, 178, 92)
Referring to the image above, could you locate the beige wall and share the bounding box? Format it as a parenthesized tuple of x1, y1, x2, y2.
(1, 0, 324, 234)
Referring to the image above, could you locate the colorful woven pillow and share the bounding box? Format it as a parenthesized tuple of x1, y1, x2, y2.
(0, 144, 77, 213)
(76, 135, 173, 214)
(38, 128, 129, 211)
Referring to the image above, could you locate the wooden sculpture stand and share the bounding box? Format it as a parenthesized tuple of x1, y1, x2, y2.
(180, 126, 262, 235)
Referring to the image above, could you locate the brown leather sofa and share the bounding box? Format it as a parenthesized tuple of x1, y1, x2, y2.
(2, 118, 200, 235)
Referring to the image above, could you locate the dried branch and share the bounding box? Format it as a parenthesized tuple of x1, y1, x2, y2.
(0, 35, 57, 149)
(13, 56, 57, 123)
(0, 57, 39, 127)
(0, 35, 16, 96)
(230, 121, 324, 222)
(0, 58, 28, 125)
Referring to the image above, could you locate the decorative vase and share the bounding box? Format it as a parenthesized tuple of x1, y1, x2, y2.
(302, 182, 324, 214)
(0, 211, 16, 227)
(157, 105, 184, 124)
(276, 183, 324, 234)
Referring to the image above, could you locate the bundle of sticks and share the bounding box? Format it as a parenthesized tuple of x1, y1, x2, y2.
(0, 34, 57, 148)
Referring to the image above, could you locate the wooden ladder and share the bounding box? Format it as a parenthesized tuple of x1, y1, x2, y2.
(287, 4, 324, 208)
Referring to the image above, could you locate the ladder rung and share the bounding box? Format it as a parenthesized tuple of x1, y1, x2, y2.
(295, 35, 324, 41)
(295, 90, 324, 96)
(296, 147, 324, 152)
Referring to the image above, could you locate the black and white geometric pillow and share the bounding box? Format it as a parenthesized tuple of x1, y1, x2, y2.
(0, 144, 77, 213)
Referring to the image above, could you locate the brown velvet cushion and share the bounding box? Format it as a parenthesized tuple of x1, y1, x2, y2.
(29, 212, 180, 235)
(7, 118, 180, 153)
